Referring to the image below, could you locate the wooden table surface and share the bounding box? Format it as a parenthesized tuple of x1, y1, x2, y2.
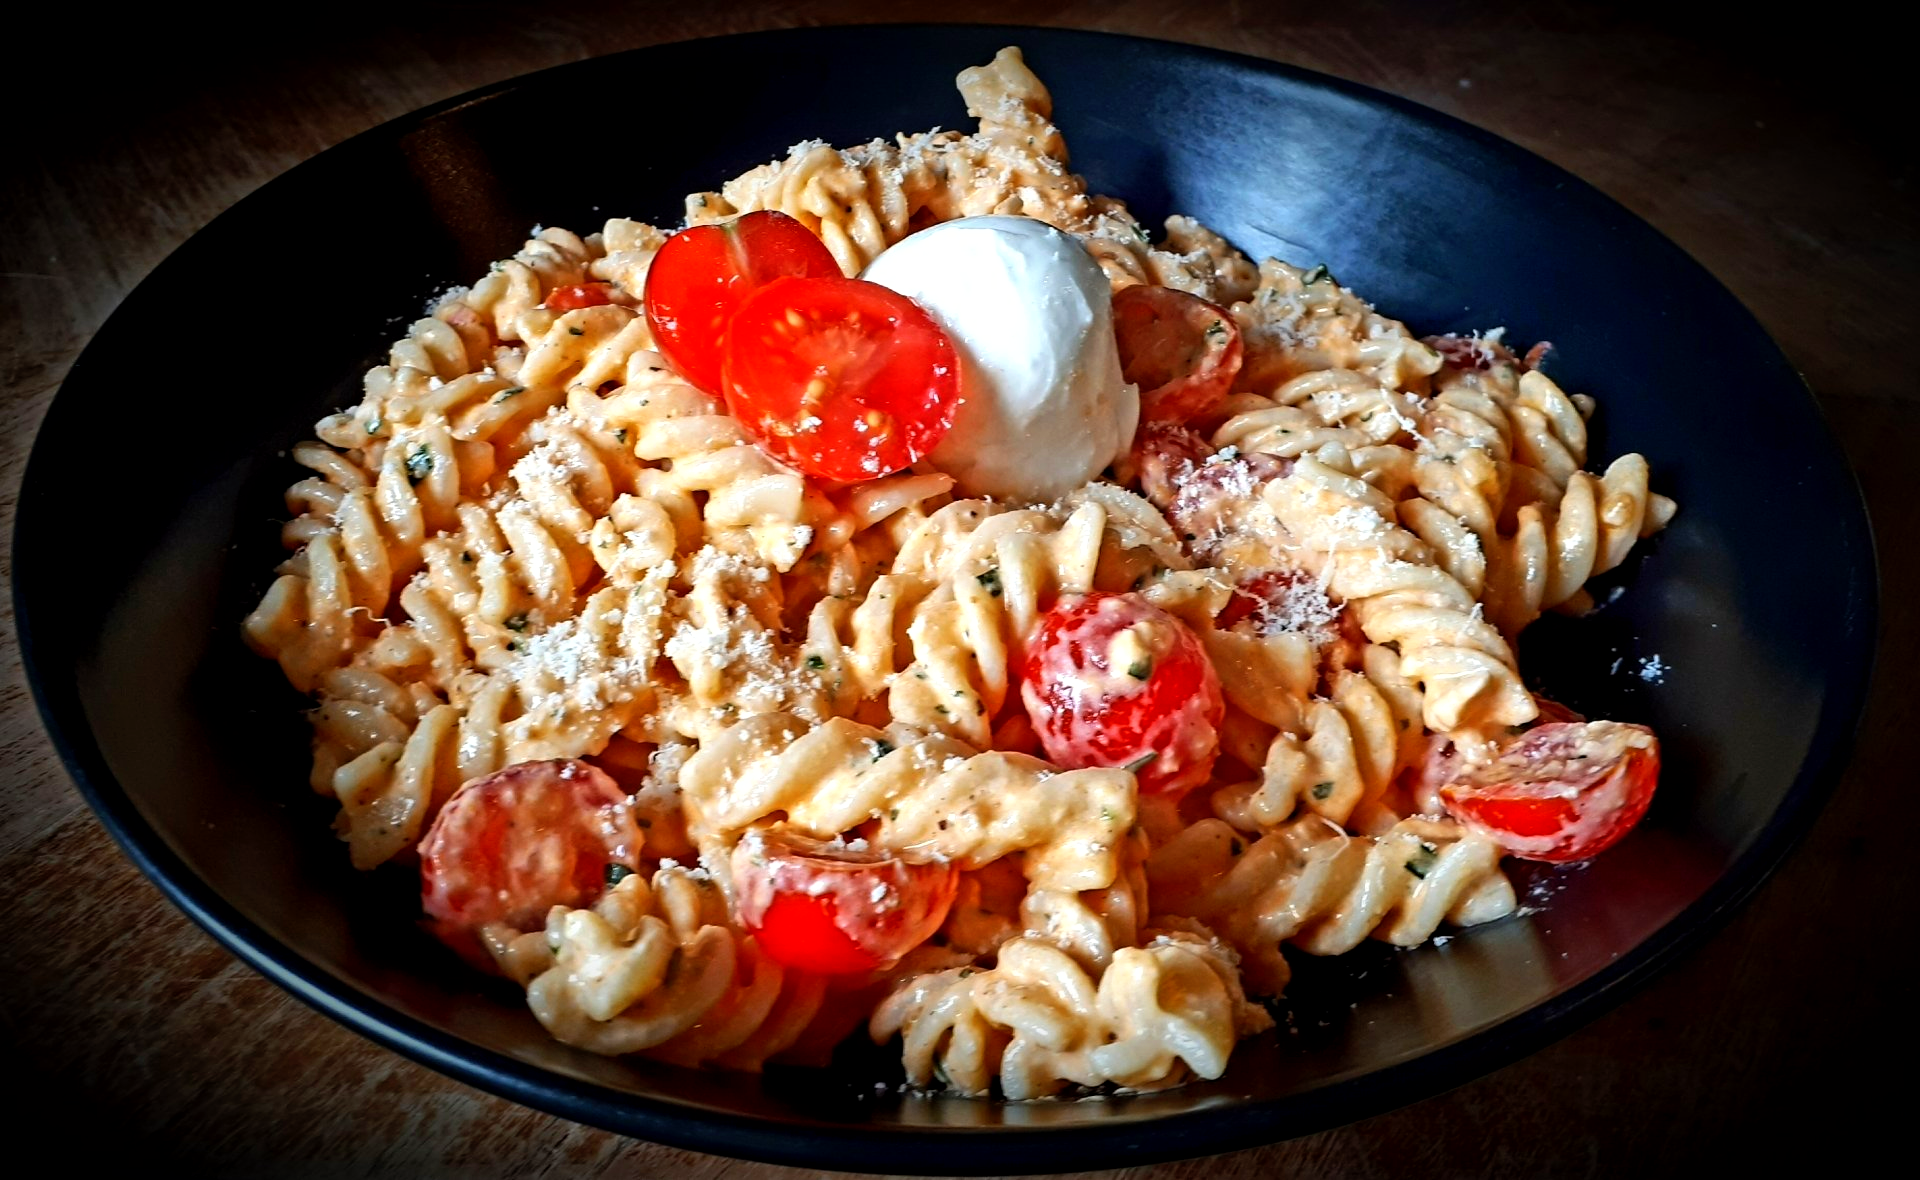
(4, 2, 1911, 1175)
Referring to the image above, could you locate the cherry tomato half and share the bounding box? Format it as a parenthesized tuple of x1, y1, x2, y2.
(419, 760, 642, 956)
(545, 282, 616, 312)
(1020, 591, 1224, 795)
(1440, 720, 1659, 863)
(1112, 285, 1244, 425)
(643, 210, 841, 394)
(720, 276, 961, 482)
(731, 826, 958, 974)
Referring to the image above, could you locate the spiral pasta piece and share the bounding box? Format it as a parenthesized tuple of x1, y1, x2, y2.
(870, 930, 1268, 1099)
(679, 712, 1134, 892)
(1261, 445, 1535, 735)
(1146, 815, 1516, 994)
(488, 866, 836, 1070)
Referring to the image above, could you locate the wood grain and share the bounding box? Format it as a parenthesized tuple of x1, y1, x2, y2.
(3, 2, 1912, 1175)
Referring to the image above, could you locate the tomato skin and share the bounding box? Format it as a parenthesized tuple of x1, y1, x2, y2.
(545, 282, 615, 312)
(643, 211, 841, 394)
(1020, 592, 1224, 795)
(419, 760, 643, 959)
(731, 827, 958, 975)
(1112, 285, 1243, 425)
(1439, 721, 1659, 862)
(720, 275, 961, 482)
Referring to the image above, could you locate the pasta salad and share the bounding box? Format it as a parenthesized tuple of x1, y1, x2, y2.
(244, 47, 1675, 1099)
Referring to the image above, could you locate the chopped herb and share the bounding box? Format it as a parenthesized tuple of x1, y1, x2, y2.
(1100, 807, 1115, 824)
(1124, 752, 1155, 774)
(872, 739, 896, 761)
(1311, 781, 1335, 801)
(1506, 724, 1529, 736)
(976, 568, 1002, 597)
(614, 427, 629, 444)
(365, 416, 382, 435)
(460, 551, 473, 564)
(568, 326, 584, 336)
(1205, 319, 1227, 340)
(1303, 263, 1330, 285)
(1405, 842, 1439, 879)
(957, 967, 974, 979)
(492, 385, 524, 404)
(934, 704, 950, 716)
(504, 613, 528, 632)
(405, 444, 433, 483)
(604, 863, 632, 888)
(1134, 222, 1150, 243)
(887, 807, 900, 821)
(805, 654, 826, 670)
(1126, 657, 1153, 681)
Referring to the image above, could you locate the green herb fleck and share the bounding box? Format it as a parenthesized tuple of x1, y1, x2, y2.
(805, 654, 826, 670)
(888, 807, 900, 821)
(568, 326, 584, 336)
(1405, 842, 1439, 879)
(492, 386, 525, 404)
(1311, 780, 1335, 801)
(1205, 319, 1227, 340)
(1124, 752, 1155, 774)
(976, 568, 1002, 598)
(504, 613, 528, 632)
(1303, 263, 1330, 286)
(1126, 657, 1153, 681)
(872, 738, 896, 762)
(405, 444, 433, 483)
(604, 863, 632, 888)
(365, 416, 383, 435)
(614, 427, 629, 444)
(1134, 222, 1150, 243)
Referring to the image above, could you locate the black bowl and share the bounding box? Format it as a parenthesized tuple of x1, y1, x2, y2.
(13, 24, 1876, 1174)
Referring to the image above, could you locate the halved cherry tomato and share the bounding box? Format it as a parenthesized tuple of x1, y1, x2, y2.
(545, 282, 616, 312)
(731, 826, 958, 974)
(1439, 720, 1659, 863)
(1021, 591, 1224, 795)
(1112, 285, 1243, 425)
(419, 760, 642, 957)
(643, 210, 841, 394)
(720, 276, 961, 481)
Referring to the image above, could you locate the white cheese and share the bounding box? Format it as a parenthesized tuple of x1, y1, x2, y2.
(862, 216, 1138, 501)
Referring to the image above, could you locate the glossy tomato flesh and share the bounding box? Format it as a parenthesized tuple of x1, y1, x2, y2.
(643, 210, 841, 394)
(1020, 591, 1224, 795)
(720, 275, 960, 482)
(1112, 284, 1244, 425)
(419, 759, 642, 957)
(545, 282, 616, 312)
(731, 827, 958, 974)
(1440, 721, 1659, 862)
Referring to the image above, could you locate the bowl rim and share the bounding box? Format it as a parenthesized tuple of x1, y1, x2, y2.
(12, 21, 1880, 1174)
